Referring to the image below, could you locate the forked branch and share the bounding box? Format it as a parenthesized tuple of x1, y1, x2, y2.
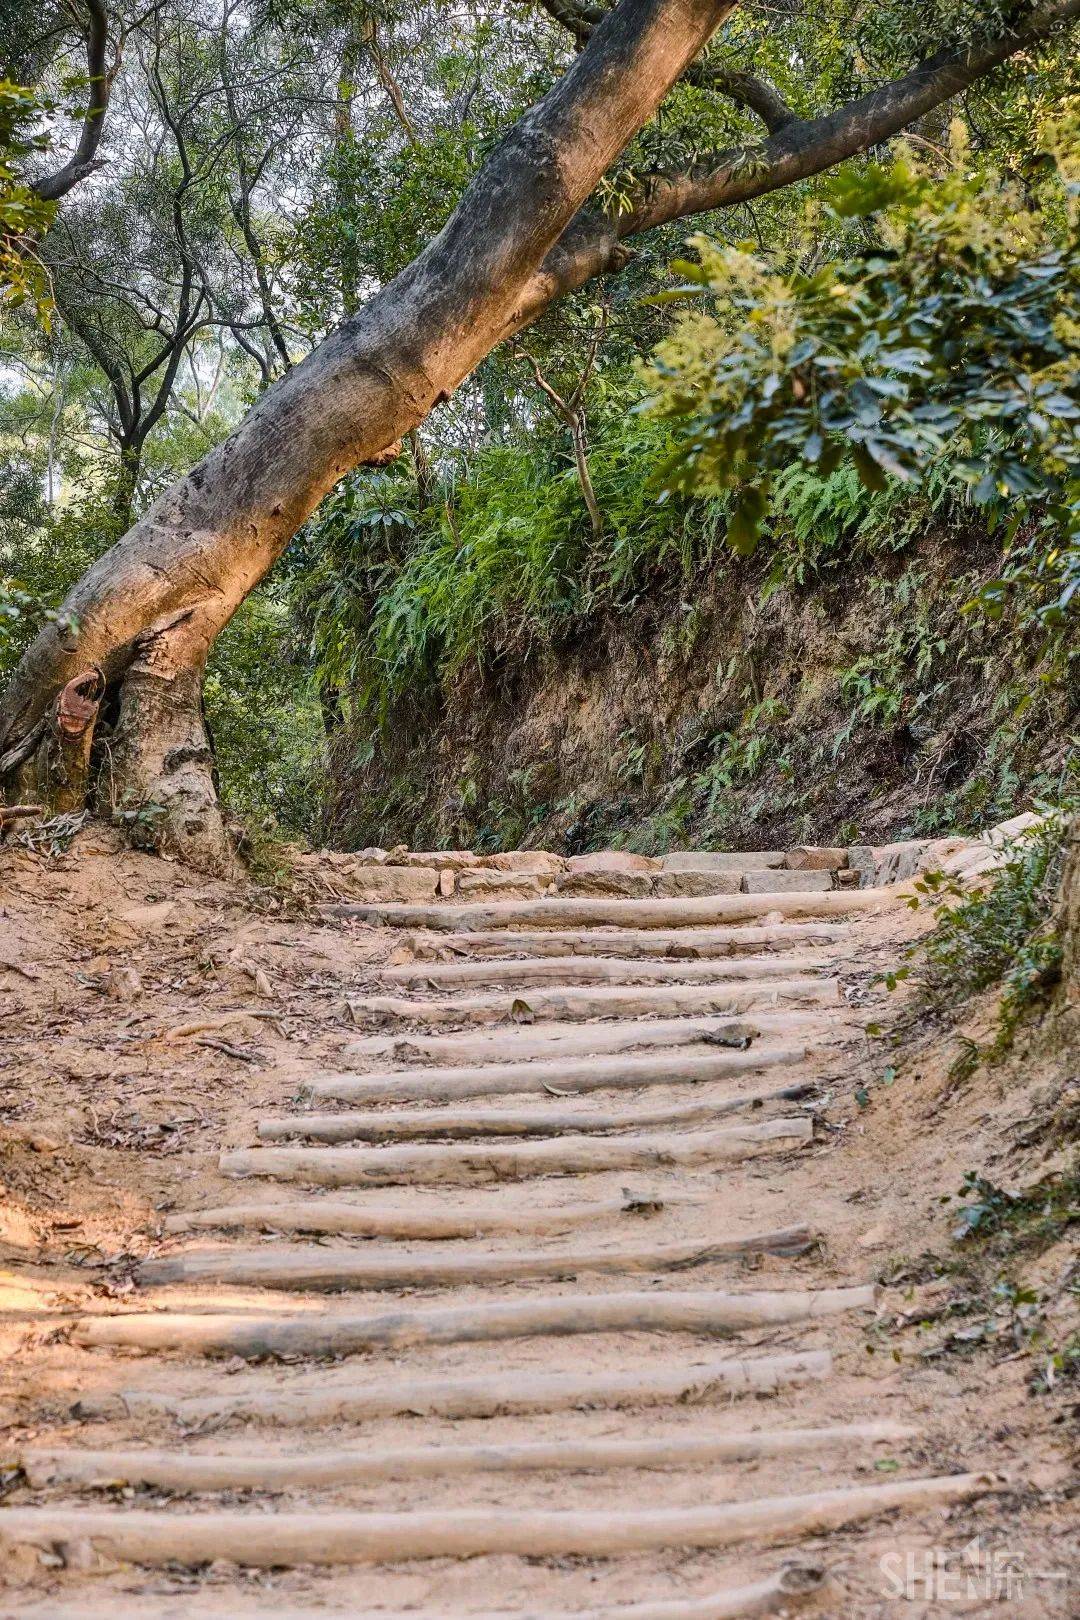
(535, 0, 796, 130)
(33, 0, 119, 202)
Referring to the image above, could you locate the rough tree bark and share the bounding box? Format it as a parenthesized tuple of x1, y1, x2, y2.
(2, 0, 1076, 869)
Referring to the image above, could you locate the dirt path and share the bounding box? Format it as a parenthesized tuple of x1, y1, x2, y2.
(0, 831, 1074, 1617)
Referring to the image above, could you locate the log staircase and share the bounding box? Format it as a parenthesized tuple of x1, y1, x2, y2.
(4, 828, 1033, 1618)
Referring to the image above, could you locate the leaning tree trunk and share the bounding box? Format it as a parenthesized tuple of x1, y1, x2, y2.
(0, 0, 736, 870)
(3, 0, 1075, 870)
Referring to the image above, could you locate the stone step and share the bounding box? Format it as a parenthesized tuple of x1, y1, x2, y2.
(347, 977, 839, 1029)
(220, 1116, 813, 1188)
(0, 1574, 829, 1620)
(377, 952, 829, 988)
(311, 1043, 806, 1104)
(136, 1225, 813, 1292)
(0, 1570, 827, 1620)
(0, 1475, 992, 1566)
(19, 1420, 911, 1493)
(398, 923, 851, 958)
(742, 870, 834, 894)
(79, 1347, 833, 1427)
(323, 889, 891, 931)
(662, 851, 786, 871)
(260, 1076, 815, 1141)
(162, 1191, 711, 1239)
(71, 1280, 872, 1357)
(344, 1011, 834, 1067)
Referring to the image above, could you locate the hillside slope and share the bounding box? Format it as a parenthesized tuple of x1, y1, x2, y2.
(324, 520, 1075, 856)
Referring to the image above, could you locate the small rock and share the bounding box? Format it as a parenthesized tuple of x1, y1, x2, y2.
(484, 851, 565, 875)
(337, 866, 440, 902)
(566, 850, 661, 876)
(456, 870, 546, 899)
(437, 870, 456, 898)
(847, 845, 876, 887)
(555, 871, 653, 899)
(115, 900, 177, 930)
(662, 850, 785, 872)
(981, 810, 1046, 848)
(741, 869, 834, 893)
(397, 850, 480, 871)
(861, 840, 931, 886)
(858, 1222, 892, 1249)
(58, 1539, 96, 1572)
(104, 964, 142, 998)
(652, 870, 742, 897)
(207, 1558, 242, 1580)
(785, 846, 847, 870)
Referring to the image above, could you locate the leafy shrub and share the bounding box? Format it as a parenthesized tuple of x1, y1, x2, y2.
(299, 132, 1079, 748)
(912, 815, 1069, 1043)
(0, 80, 58, 319)
(298, 395, 956, 737)
(298, 412, 716, 723)
(0, 490, 129, 681)
(644, 123, 1080, 645)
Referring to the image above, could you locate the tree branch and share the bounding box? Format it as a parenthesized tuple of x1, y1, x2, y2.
(689, 64, 795, 132)
(514, 0, 1080, 323)
(362, 17, 419, 143)
(534, 0, 605, 46)
(534, 0, 796, 130)
(621, 0, 1080, 235)
(516, 306, 608, 537)
(33, 0, 118, 202)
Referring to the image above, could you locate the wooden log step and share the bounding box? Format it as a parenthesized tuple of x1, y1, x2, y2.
(163, 1190, 708, 1238)
(345, 1013, 827, 1067)
(379, 953, 831, 988)
(348, 978, 839, 1029)
(309, 1046, 808, 1107)
(0, 1474, 996, 1565)
(6, 1563, 828, 1619)
(221, 1117, 813, 1188)
(16, 1420, 914, 1492)
(71, 1283, 875, 1357)
(406, 922, 851, 958)
(261, 1079, 816, 1142)
(324, 889, 890, 931)
(77, 1347, 833, 1426)
(137, 1226, 815, 1292)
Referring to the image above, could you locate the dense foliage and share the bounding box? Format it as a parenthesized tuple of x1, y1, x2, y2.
(646, 122, 1080, 639)
(1, 1, 1077, 842)
(0, 81, 56, 319)
(912, 816, 1068, 1021)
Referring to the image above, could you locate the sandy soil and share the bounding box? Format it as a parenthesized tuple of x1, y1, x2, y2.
(0, 822, 1075, 1618)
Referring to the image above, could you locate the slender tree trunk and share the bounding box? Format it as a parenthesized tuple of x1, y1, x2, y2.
(570, 417, 603, 538)
(335, 30, 364, 319)
(410, 430, 434, 512)
(111, 440, 142, 527)
(1056, 815, 1079, 1043)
